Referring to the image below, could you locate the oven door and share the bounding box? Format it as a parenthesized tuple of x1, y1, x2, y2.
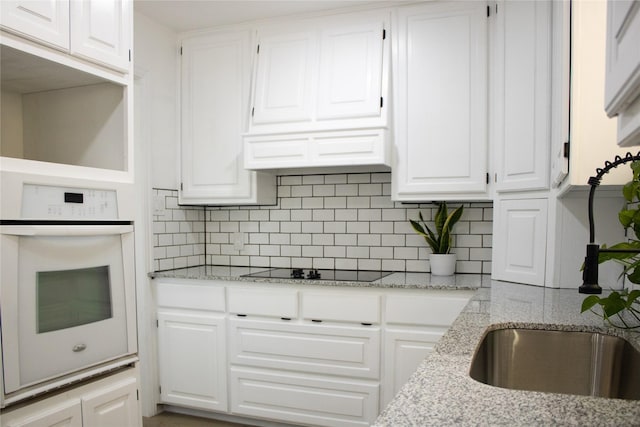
(0, 224, 136, 395)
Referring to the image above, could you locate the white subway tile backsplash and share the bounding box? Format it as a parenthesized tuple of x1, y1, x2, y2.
(153, 172, 493, 274)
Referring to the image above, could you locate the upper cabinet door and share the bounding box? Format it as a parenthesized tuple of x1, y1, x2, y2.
(252, 29, 315, 124)
(316, 20, 384, 120)
(604, 0, 640, 116)
(70, 0, 131, 72)
(493, 0, 551, 193)
(0, 0, 70, 50)
(392, 2, 488, 201)
(180, 31, 275, 205)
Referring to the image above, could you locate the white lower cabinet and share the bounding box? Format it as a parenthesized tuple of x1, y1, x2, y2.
(228, 318, 380, 380)
(157, 312, 227, 411)
(2, 368, 140, 427)
(229, 367, 379, 427)
(156, 281, 227, 412)
(153, 279, 473, 426)
(382, 329, 444, 407)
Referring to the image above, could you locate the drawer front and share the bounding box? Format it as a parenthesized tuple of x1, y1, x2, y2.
(228, 318, 380, 379)
(385, 291, 472, 326)
(230, 367, 379, 427)
(156, 281, 225, 311)
(302, 292, 381, 324)
(227, 287, 298, 318)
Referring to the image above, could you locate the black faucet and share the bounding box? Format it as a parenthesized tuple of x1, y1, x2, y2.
(580, 152, 640, 294)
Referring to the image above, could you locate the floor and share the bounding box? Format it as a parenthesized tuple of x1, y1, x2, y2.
(142, 412, 252, 427)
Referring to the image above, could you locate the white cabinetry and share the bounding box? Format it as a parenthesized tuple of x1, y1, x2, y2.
(179, 30, 275, 205)
(156, 282, 227, 412)
(227, 285, 380, 427)
(392, 1, 489, 201)
(492, 198, 548, 286)
(492, 0, 551, 193)
(1, 0, 131, 73)
(381, 291, 472, 407)
(244, 10, 390, 169)
(1, 367, 140, 427)
(604, 0, 640, 146)
(0, 0, 69, 50)
(153, 278, 473, 426)
(69, 0, 131, 73)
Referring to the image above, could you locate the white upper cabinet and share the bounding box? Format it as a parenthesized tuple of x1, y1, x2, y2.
(315, 20, 384, 120)
(0, 0, 131, 73)
(180, 30, 276, 205)
(0, 0, 70, 50)
(69, 0, 131, 73)
(604, 0, 640, 146)
(244, 10, 390, 170)
(492, 0, 551, 193)
(392, 1, 489, 201)
(252, 29, 315, 125)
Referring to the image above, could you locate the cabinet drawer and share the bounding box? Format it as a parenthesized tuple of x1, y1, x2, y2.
(302, 292, 380, 324)
(385, 292, 472, 326)
(156, 281, 225, 312)
(227, 287, 298, 318)
(230, 367, 379, 427)
(228, 318, 380, 379)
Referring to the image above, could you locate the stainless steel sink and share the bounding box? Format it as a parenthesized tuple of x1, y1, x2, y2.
(469, 328, 640, 400)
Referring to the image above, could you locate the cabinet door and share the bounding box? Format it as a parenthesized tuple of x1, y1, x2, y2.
(316, 20, 384, 120)
(81, 376, 140, 427)
(392, 2, 488, 201)
(5, 400, 82, 427)
(0, 0, 69, 50)
(492, 198, 548, 286)
(604, 0, 640, 118)
(69, 0, 131, 72)
(493, 0, 551, 192)
(230, 367, 379, 427)
(180, 31, 275, 205)
(252, 29, 315, 124)
(157, 311, 227, 412)
(381, 329, 443, 408)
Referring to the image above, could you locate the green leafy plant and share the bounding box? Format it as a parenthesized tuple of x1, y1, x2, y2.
(409, 202, 464, 254)
(582, 289, 640, 329)
(581, 160, 640, 328)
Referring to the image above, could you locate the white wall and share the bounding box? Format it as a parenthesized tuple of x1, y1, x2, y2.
(134, 12, 179, 190)
(0, 90, 23, 158)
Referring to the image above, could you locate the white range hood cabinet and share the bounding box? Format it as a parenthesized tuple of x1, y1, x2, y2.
(243, 9, 391, 170)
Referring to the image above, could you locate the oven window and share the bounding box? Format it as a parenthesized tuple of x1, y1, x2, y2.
(36, 266, 113, 333)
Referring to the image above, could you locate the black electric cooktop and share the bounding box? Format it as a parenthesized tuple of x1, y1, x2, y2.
(242, 268, 392, 282)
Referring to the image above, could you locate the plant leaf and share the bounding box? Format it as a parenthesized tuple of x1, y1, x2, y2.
(623, 181, 637, 202)
(597, 241, 640, 264)
(619, 209, 635, 228)
(581, 295, 602, 313)
(627, 265, 640, 284)
(434, 203, 446, 237)
(626, 289, 640, 308)
(601, 291, 627, 318)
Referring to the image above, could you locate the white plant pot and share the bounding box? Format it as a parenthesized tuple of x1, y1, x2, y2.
(430, 253, 457, 276)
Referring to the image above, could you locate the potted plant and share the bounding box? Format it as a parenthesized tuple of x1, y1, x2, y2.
(581, 160, 640, 329)
(410, 202, 464, 275)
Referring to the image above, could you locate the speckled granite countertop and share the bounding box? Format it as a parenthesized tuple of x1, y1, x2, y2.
(150, 265, 492, 290)
(374, 281, 640, 426)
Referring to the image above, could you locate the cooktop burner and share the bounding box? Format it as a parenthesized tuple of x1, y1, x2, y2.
(242, 268, 392, 282)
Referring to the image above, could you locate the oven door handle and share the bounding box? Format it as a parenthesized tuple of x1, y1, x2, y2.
(0, 225, 134, 236)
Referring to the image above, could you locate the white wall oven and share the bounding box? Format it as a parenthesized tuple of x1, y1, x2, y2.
(0, 182, 137, 407)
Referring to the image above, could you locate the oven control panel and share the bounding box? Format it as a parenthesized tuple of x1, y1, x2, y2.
(21, 184, 119, 219)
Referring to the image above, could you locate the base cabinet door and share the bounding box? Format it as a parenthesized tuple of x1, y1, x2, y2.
(229, 367, 379, 427)
(81, 377, 140, 427)
(4, 400, 82, 427)
(157, 311, 227, 412)
(381, 329, 444, 408)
